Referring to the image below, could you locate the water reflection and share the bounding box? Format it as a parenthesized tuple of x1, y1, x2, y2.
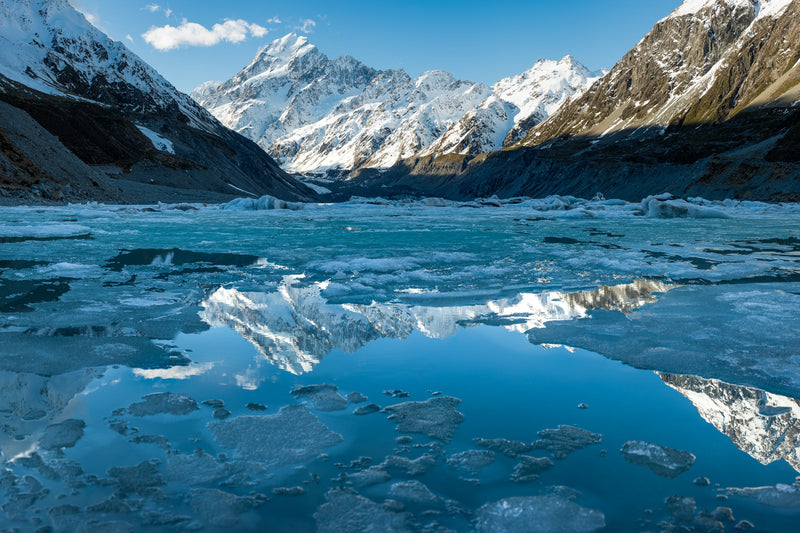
(199, 278, 674, 375)
(660, 372, 800, 473)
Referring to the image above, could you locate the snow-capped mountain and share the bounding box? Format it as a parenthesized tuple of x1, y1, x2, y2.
(193, 33, 601, 175)
(524, 0, 800, 145)
(660, 372, 800, 473)
(420, 57, 604, 159)
(0, 0, 210, 128)
(0, 0, 314, 203)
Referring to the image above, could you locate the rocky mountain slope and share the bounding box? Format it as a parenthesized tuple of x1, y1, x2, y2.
(193, 34, 600, 175)
(0, 0, 315, 204)
(419, 56, 604, 159)
(363, 0, 800, 202)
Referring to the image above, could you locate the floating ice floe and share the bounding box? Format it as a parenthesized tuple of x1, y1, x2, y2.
(475, 495, 606, 533)
(389, 480, 444, 507)
(621, 440, 696, 478)
(291, 384, 348, 411)
(185, 488, 262, 528)
(446, 450, 496, 475)
(727, 484, 800, 508)
(209, 405, 343, 467)
(126, 392, 199, 417)
(0, 223, 92, 243)
(511, 455, 554, 483)
(532, 425, 602, 459)
(39, 419, 85, 450)
(314, 488, 411, 533)
(383, 396, 464, 443)
(474, 438, 534, 458)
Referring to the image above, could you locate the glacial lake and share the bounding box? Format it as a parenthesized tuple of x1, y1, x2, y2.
(1, 196, 800, 532)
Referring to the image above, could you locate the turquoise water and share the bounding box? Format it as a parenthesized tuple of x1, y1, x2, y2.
(1, 201, 799, 531)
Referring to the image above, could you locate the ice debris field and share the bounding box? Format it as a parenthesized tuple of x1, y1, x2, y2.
(0, 194, 799, 532)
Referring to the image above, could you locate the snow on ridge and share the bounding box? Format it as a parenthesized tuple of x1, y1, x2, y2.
(668, 0, 792, 20)
(136, 125, 175, 154)
(0, 0, 220, 132)
(195, 34, 604, 174)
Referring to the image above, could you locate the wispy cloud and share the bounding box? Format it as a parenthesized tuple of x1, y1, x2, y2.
(298, 18, 316, 34)
(142, 19, 268, 51)
(125, 34, 134, 43)
(267, 16, 282, 25)
(143, 3, 173, 18)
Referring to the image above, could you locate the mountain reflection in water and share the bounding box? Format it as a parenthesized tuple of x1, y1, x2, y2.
(660, 372, 800, 473)
(200, 278, 674, 375)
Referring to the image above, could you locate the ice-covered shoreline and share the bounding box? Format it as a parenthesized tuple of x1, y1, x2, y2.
(2, 192, 799, 220)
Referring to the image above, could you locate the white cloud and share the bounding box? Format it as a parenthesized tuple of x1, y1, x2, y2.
(125, 34, 134, 43)
(83, 12, 99, 25)
(142, 19, 268, 51)
(143, 3, 173, 18)
(298, 18, 316, 33)
(267, 16, 282, 24)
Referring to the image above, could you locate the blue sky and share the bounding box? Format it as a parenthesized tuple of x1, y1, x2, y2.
(71, 0, 683, 93)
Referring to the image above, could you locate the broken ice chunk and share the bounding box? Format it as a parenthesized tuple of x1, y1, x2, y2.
(314, 488, 411, 533)
(126, 392, 199, 417)
(474, 438, 534, 458)
(446, 450, 495, 475)
(727, 484, 800, 508)
(621, 440, 695, 478)
(209, 405, 343, 467)
(185, 488, 259, 528)
(291, 384, 348, 411)
(476, 495, 605, 533)
(39, 419, 85, 450)
(533, 426, 602, 459)
(348, 466, 391, 488)
(107, 461, 165, 497)
(354, 403, 381, 416)
(379, 454, 436, 477)
(511, 456, 554, 483)
(384, 396, 464, 443)
(389, 480, 444, 507)
(347, 392, 368, 404)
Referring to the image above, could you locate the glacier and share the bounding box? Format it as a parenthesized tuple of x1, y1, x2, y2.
(0, 197, 799, 531)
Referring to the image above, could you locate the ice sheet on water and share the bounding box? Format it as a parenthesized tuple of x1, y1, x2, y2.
(531, 283, 800, 397)
(0, 223, 92, 243)
(209, 405, 343, 467)
(314, 488, 411, 533)
(383, 396, 464, 443)
(290, 384, 348, 411)
(475, 495, 606, 533)
(621, 440, 695, 478)
(126, 392, 199, 417)
(185, 488, 262, 528)
(727, 484, 800, 508)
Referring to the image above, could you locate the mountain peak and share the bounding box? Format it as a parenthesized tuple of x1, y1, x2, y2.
(258, 32, 315, 61)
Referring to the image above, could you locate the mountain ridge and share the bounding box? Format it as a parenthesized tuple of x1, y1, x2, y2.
(193, 33, 601, 176)
(356, 0, 800, 202)
(0, 0, 316, 204)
